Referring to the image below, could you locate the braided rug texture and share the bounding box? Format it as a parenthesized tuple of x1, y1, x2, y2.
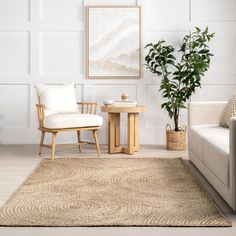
(0, 158, 231, 226)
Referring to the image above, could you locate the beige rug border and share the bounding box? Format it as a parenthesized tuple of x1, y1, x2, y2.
(0, 157, 232, 227)
(181, 159, 232, 227)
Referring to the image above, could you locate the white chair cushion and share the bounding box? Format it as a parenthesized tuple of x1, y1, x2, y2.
(35, 83, 78, 117)
(44, 113, 103, 129)
(190, 125, 229, 186)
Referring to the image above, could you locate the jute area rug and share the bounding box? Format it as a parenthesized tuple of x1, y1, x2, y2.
(0, 158, 231, 227)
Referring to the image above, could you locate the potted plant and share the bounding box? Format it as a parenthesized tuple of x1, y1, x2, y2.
(145, 27, 214, 150)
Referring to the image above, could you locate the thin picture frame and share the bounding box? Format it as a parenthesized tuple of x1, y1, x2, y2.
(85, 6, 143, 79)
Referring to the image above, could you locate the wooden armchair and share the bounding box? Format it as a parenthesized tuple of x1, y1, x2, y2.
(36, 102, 102, 160)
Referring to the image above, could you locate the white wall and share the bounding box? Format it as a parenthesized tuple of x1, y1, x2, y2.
(0, 0, 236, 144)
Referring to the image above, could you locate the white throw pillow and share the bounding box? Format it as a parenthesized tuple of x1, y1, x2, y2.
(35, 83, 78, 117)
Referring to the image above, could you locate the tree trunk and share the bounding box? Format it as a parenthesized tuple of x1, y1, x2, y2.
(174, 108, 179, 131)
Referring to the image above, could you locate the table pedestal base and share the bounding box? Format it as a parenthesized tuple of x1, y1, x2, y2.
(108, 113, 139, 154)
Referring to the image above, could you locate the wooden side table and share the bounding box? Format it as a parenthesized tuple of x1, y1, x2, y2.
(101, 106, 146, 154)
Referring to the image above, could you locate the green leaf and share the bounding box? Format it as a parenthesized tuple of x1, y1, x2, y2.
(144, 43, 153, 48)
(203, 26, 208, 35)
(195, 27, 201, 33)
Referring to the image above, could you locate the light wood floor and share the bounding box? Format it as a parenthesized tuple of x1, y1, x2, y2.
(0, 145, 235, 236)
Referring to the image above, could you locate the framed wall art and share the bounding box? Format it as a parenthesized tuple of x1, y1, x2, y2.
(85, 6, 142, 79)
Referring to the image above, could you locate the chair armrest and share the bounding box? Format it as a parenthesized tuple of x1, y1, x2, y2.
(229, 117, 236, 209)
(77, 102, 98, 114)
(36, 104, 45, 128)
(188, 101, 227, 127)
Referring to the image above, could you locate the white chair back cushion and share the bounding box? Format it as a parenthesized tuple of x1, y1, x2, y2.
(35, 83, 78, 117)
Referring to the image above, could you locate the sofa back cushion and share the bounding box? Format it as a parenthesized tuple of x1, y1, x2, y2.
(220, 95, 236, 128)
(35, 83, 78, 117)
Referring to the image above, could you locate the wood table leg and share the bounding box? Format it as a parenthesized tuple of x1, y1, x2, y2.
(123, 113, 135, 154)
(108, 113, 122, 153)
(134, 113, 140, 152)
(115, 113, 120, 147)
(108, 113, 115, 153)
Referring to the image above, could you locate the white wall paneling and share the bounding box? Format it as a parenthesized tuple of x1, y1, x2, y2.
(0, 84, 30, 128)
(144, 0, 190, 22)
(40, 0, 83, 22)
(191, 0, 236, 22)
(146, 85, 172, 129)
(0, 84, 31, 144)
(0, 0, 236, 145)
(0, 31, 29, 75)
(0, 0, 29, 21)
(39, 31, 82, 75)
(200, 85, 236, 101)
(204, 31, 236, 84)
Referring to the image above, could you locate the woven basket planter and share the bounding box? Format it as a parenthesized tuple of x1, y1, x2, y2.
(166, 124, 187, 151)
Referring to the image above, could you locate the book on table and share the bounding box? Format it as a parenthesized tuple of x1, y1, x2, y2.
(113, 101, 137, 107)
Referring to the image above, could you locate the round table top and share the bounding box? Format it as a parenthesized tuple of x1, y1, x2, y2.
(101, 106, 146, 113)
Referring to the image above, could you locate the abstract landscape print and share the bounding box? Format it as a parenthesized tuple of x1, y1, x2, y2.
(86, 6, 142, 79)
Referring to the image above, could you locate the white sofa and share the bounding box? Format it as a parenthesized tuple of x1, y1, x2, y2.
(188, 101, 236, 211)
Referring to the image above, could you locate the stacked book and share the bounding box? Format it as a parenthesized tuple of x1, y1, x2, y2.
(113, 100, 137, 107)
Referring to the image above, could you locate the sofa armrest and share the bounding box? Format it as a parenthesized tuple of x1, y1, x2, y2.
(188, 101, 227, 127)
(229, 117, 236, 209)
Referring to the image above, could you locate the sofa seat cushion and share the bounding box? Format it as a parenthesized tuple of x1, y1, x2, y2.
(191, 125, 229, 154)
(190, 125, 229, 186)
(44, 113, 103, 129)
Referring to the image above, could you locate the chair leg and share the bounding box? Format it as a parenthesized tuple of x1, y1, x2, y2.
(93, 130, 100, 157)
(51, 132, 57, 160)
(77, 130, 82, 152)
(39, 131, 45, 155)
